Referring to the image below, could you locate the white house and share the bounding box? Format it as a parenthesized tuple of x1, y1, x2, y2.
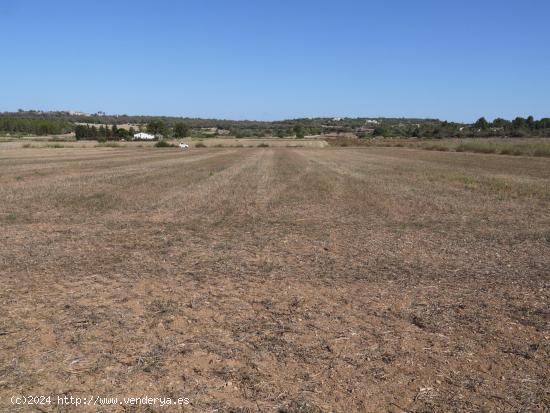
(133, 132, 155, 140)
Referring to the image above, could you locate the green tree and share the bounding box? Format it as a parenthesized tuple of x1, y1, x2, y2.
(474, 117, 489, 130)
(293, 125, 305, 138)
(116, 127, 128, 139)
(512, 117, 526, 129)
(75, 125, 87, 140)
(491, 118, 510, 128)
(373, 127, 386, 137)
(173, 122, 190, 138)
(146, 120, 167, 137)
(538, 118, 550, 129)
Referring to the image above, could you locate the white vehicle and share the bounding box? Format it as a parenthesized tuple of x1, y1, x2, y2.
(179, 143, 190, 150)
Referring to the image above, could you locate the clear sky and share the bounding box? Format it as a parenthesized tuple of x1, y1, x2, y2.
(1, 0, 549, 121)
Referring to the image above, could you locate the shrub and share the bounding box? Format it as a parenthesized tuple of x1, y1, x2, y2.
(373, 127, 386, 137)
(533, 144, 550, 157)
(510, 129, 529, 138)
(499, 147, 513, 155)
(155, 140, 173, 148)
(423, 143, 449, 151)
(257, 143, 269, 147)
(173, 122, 190, 138)
(293, 125, 305, 138)
(455, 142, 496, 154)
(195, 143, 206, 148)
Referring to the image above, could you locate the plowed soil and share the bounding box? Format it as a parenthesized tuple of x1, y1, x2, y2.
(1, 147, 549, 412)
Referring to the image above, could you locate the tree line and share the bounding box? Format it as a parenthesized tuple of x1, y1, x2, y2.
(369, 116, 550, 138)
(2, 111, 549, 139)
(74, 124, 136, 140)
(38, 115, 550, 140)
(75, 121, 190, 141)
(0, 117, 71, 135)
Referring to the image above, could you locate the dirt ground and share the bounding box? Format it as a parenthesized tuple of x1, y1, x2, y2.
(0, 147, 548, 412)
(189, 138, 328, 148)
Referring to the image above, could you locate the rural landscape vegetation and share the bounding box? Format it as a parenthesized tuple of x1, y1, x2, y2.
(1, 1, 549, 412)
(1, 110, 550, 156)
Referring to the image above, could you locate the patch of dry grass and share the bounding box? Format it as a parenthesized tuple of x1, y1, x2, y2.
(454, 140, 550, 156)
(329, 137, 550, 158)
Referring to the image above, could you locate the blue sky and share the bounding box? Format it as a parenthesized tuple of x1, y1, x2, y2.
(1, 0, 549, 121)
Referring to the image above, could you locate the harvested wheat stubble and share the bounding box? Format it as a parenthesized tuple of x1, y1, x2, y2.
(0, 147, 549, 412)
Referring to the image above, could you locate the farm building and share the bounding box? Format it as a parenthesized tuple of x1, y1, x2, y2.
(133, 132, 155, 140)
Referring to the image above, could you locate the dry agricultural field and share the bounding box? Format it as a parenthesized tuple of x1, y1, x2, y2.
(1, 146, 549, 412)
